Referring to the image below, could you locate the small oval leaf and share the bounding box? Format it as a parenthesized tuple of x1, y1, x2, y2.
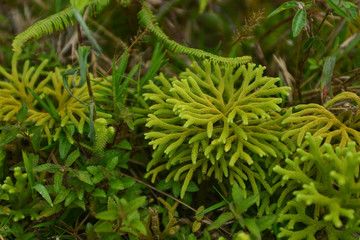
(292, 9, 306, 37)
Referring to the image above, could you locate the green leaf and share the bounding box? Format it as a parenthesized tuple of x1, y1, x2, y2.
(76, 171, 93, 185)
(186, 181, 199, 192)
(256, 214, 277, 231)
(112, 49, 129, 109)
(0, 128, 19, 147)
(320, 56, 336, 102)
(30, 130, 41, 152)
(244, 218, 260, 238)
(109, 179, 124, 190)
(131, 219, 147, 235)
(195, 200, 227, 218)
(235, 194, 260, 214)
(59, 132, 72, 159)
(17, 100, 28, 122)
(94, 221, 113, 233)
(54, 172, 64, 193)
(75, 46, 91, 88)
(348, 7, 357, 19)
(32, 163, 60, 172)
(96, 210, 118, 221)
(54, 188, 70, 205)
(65, 149, 80, 167)
(88, 102, 95, 142)
(267, 1, 299, 18)
(208, 212, 234, 230)
(292, 9, 306, 37)
(64, 191, 77, 206)
(303, 37, 314, 52)
(156, 179, 173, 191)
(33, 184, 53, 207)
(39, 204, 62, 218)
(22, 151, 34, 189)
(127, 196, 146, 213)
(43, 93, 61, 123)
(115, 140, 132, 150)
(92, 189, 107, 198)
(106, 156, 118, 171)
(172, 182, 181, 198)
(122, 177, 136, 188)
(325, 0, 355, 23)
(232, 182, 244, 208)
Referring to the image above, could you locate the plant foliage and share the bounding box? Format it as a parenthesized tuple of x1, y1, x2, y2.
(274, 133, 360, 239)
(144, 60, 291, 198)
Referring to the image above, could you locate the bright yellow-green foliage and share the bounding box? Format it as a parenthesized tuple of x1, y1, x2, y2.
(144, 60, 291, 198)
(0, 167, 35, 222)
(0, 54, 109, 143)
(274, 133, 360, 239)
(81, 118, 115, 153)
(282, 92, 360, 149)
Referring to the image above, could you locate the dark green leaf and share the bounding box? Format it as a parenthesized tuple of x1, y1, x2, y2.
(244, 218, 261, 238)
(54, 172, 64, 193)
(64, 191, 77, 207)
(33, 184, 53, 207)
(207, 212, 234, 230)
(256, 214, 278, 231)
(106, 156, 118, 171)
(30, 130, 41, 152)
(292, 9, 306, 37)
(16, 100, 28, 122)
(88, 102, 95, 142)
(32, 163, 60, 172)
(267, 1, 299, 18)
(76, 171, 93, 185)
(235, 194, 260, 214)
(22, 151, 34, 188)
(122, 177, 136, 188)
(59, 132, 72, 160)
(96, 210, 118, 221)
(127, 196, 146, 213)
(320, 56, 336, 89)
(131, 219, 147, 235)
(156, 179, 173, 191)
(115, 140, 132, 150)
(195, 200, 227, 218)
(109, 179, 124, 190)
(54, 188, 70, 205)
(94, 221, 113, 233)
(92, 189, 107, 198)
(172, 182, 181, 198)
(39, 204, 62, 218)
(65, 149, 80, 167)
(303, 37, 314, 52)
(0, 128, 19, 147)
(186, 181, 199, 192)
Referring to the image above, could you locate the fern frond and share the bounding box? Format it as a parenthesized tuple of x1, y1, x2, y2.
(12, 0, 110, 54)
(138, 4, 252, 66)
(12, 7, 74, 54)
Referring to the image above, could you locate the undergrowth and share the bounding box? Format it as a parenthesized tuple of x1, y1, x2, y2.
(0, 0, 360, 239)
